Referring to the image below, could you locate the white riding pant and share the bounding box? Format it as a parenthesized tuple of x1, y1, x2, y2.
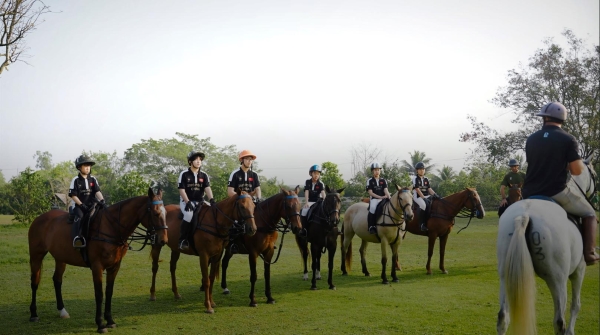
(301, 202, 316, 216)
(551, 181, 596, 218)
(413, 194, 430, 211)
(369, 198, 382, 214)
(180, 200, 201, 222)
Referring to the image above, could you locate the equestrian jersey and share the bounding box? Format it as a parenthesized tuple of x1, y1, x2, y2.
(501, 172, 526, 187)
(411, 175, 431, 196)
(178, 168, 211, 202)
(227, 168, 260, 193)
(366, 177, 388, 198)
(523, 125, 580, 198)
(68, 174, 101, 206)
(304, 179, 325, 202)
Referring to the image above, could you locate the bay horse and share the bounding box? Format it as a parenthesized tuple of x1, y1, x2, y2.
(496, 162, 596, 335)
(340, 185, 414, 284)
(219, 187, 303, 306)
(405, 187, 485, 275)
(507, 183, 523, 204)
(295, 186, 345, 290)
(28, 188, 168, 333)
(149, 190, 256, 314)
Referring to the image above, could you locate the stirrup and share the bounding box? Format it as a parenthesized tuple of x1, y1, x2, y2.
(299, 228, 308, 238)
(230, 243, 239, 254)
(420, 223, 428, 232)
(73, 236, 86, 248)
(368, 226, 377, 235)
(179, 240, 189, 251)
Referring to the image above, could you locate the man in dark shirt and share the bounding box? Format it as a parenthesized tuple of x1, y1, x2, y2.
(522, 101, 598, 265)
(498, 159, 526, 216)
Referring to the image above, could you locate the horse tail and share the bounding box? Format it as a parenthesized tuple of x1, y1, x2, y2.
(504, 214, 536, 335)
(339, 225, 353, 272)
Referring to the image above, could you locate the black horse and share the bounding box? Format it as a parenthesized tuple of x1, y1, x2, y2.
(295, 186, 345, 290)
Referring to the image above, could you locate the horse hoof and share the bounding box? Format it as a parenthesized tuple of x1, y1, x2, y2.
(59, 308, 70, 319)
(311, 287, 318, 290)
(149, 296, 156, 301)
(29, 317, 39, 322)
(222, 289, 230, 295)
(426, 272, 432, 276)
(329, 286, 336, 290)
(174, 294, 182, 300)
(364, 273, 370, 277)
(249, 303, 258, 307)
(382, 281, 389, 285)
(97, 328, 108, 334)
(441, 270, 448, 274)
(107, 323, 117, 329)
(342, 272, 348, 276)
(205, 309, 215, 314)
(392, 279, 399, 283)
(267, 300, 275, 304)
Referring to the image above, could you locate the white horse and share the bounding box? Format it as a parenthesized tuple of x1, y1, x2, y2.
(340, 185, 414, 284)
(496, 162, 596, 335)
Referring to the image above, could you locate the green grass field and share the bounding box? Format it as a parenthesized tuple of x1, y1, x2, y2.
(0, 214, 598, 334)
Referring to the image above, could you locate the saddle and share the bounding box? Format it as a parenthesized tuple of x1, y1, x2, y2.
(528, 195, 582, 227)
(369, 198, 389, 224)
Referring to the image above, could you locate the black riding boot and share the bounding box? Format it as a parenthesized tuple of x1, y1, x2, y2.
(72, 217, 86, 248)
(179, 220, 190, 251)
(368, 212, 377, 234)
(299, 215, 308, 237)
(419, 209, 428, 232)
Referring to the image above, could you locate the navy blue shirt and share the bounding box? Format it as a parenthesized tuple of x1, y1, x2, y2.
(69, 174, 101, 206)
(304, 179, 325, 202)
(366, 177, 388, 198)
(523, 125, 580, 198)
(411, 175, 431, 196)
(227, 168, 260, 193)
(178, 168, 211, 202)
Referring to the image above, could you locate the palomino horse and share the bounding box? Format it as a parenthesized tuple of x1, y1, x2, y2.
(220, 187, 302, 306)
(295, 186, 345, 290)
(497, 162, 596, 335)
(405, 188, 485, 275)
(340, 185, 414, 284)
(149, 190, 256, 314)
(28, 188, 168, 333)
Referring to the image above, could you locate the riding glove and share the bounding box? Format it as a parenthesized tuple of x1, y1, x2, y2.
(99, 199, 108, 209)
(184, 201, 195, 212)
(209, 198, 216, 206)
(78, 203, 89, 212)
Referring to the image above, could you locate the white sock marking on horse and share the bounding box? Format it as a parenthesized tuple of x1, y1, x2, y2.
(59, 308, 70, 319)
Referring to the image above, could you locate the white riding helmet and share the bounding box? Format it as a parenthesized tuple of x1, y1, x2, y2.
(536, 102, 567, 121)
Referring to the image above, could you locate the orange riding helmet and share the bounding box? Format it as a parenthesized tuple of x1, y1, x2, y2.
(238, 149, 257, 162)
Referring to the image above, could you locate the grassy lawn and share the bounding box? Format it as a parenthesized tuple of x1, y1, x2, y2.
(0, 214, 598, 334)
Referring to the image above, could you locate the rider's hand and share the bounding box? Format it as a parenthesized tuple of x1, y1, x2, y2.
(303, 203, 310, 209)
(209, 198, 216, 206)
(500, 198, 507, 206)
(184, 201, 195, 212)
(99, 199, 108, 209)
(78, 203, 89, 212)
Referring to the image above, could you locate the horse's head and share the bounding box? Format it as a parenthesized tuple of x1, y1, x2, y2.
(324, 185, 345, 227)
(394, 184, 414, 222)
(144, 187, 168, 246)
(508, 183, 523, 204)
(281, 186, 302, 235)
(465, 187, 485, 219)
(235, 189, 257, 236)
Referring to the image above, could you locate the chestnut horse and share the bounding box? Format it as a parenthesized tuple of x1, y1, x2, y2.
(149, 190, 256, 314)
(295, 186, 345, 290)
(507, 183, 523, 204)
(405, 188, 485, 275)
(219, 187, 303, 306)
(28, 188, 168, 333)
(340, 185, 414, 284)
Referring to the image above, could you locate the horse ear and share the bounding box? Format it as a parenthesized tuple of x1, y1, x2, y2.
(338, 187, 346, 194)
(326, 185, 331, 193)
(236, 187, 242, 195)
(157, 188, 163, 197)
(395, 183, 401, 191)
(148, 187, 154, 198)
(295, 185, 300, 194)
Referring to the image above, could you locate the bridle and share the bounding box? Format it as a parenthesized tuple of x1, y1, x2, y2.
(430, 189, 484, 234)
(311, 192, 342, 231)
(201, 194, 255, 238)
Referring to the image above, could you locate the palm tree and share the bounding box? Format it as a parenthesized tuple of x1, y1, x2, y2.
(400, 150, 436, 174)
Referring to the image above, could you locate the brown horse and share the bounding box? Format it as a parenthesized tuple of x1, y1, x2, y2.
(28, 188, 168, 333)
(507, 182, 523, 204)
(219, 187, 303, 306)
(404, 188, 485, 275)
(149, 190, 256, 314)
(295, 186, 345, 290)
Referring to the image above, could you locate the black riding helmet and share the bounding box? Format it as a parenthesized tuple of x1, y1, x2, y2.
(187, 150, 205, 164)
(415, 162, 425, 170)
(75, 155, 95, 169)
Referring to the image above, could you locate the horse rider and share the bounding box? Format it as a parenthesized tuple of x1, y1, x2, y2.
(177, 150, 215, 251)
(300, 164, 326, 236)
(366, 162, 390, 234)
(498, 159, 526, 216)
(522, 101, 599, 265)
(68, 155, 107, 248)
(227, 149, 261, 200)
(411, 162, 439, 231)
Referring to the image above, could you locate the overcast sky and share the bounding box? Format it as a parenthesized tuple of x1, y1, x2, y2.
(1, 0, 598, 184)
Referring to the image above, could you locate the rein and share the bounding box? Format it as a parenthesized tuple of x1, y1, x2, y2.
(197, 194, 254, 240)
(375, 189, 411, 245)
(258, 194, 301, 264)
(429, 190, 482, 234)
